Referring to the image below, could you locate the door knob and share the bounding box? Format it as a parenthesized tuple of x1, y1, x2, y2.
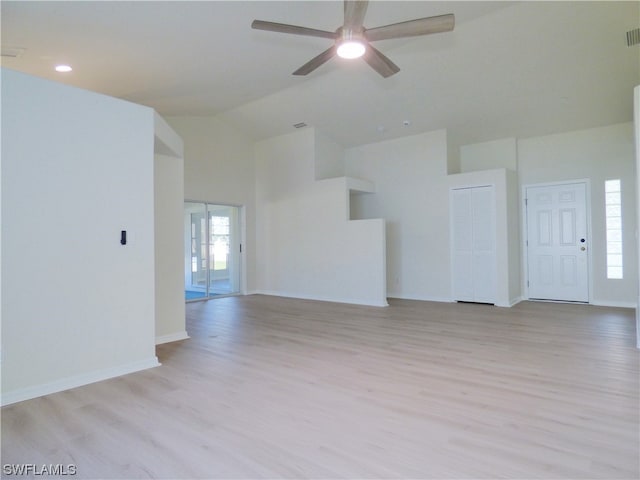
(581, 246, 586, 251)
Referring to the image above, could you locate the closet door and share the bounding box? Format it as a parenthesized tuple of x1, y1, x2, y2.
(471, 186, 496, 303)
(451, 189, 474, 301)
(451, 186, 496, 304)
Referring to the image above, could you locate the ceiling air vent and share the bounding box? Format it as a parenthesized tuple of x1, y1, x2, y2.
(293, 122, 307, 129)
(1, 46, 26, 58)
(627, 28, 640, 47)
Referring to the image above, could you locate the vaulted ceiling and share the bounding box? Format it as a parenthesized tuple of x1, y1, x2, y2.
(2, 1, 639, 148)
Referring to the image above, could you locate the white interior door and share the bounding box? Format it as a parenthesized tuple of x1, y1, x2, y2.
(526, 182, 588, 302)
(451, 186, 496, 304)
(451, 188, 474, 301)
(471, 186, 496, 303)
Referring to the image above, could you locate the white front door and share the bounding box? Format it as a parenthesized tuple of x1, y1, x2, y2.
(525, 182, 589, 302)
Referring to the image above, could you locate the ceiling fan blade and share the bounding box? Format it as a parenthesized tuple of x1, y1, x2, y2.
(344, 0, 369, 31)
(293, 46, 337, 75)
(365, 13, 455, 42)
(363, 44, 400, 78)
(252, 20, 337, 40)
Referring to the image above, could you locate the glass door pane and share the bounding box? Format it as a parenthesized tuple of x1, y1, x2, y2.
(208, 205, 240, 295)
(185, 202, 241, 301)
(185, 202, 208, 300)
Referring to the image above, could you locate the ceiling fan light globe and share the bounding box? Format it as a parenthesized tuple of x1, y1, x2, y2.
(337, 40, 366, 59)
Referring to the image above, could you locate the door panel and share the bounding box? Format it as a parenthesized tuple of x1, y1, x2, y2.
(451, 189, 474, 301)
(208, 205, 240, 295)
(537, 210, 552, 245)
(453, 252, 474, 301)
(472, 187, 495, 303)
(526, 183, 588, 302)
(451, 186, 496, 304)
(537, 255, 553, 285)
(185, 202, 208, 300)
(560, 255, 577, 285)
(559, 209, 576, 245)
(473, 251, 495, 303)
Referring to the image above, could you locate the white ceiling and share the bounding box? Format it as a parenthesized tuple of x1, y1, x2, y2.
(2, 1, 639, 148)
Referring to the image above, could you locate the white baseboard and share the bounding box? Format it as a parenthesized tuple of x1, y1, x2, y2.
(590, 300, 637, 309)
(252, 290, 388, 307)
(508, 296, 524, 307)
(0, 357, 161, 407)
(155, 331, 190, 345)
(387, 294, 523, 308)
(387, 293, 454, 304)
(492, 297, 523, 308)
(524, 297, 636, 309)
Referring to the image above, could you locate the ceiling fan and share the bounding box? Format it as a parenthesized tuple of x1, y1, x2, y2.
(251, 0, 454, 78)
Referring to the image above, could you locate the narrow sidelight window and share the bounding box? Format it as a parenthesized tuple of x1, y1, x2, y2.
(605, 179, 623, 279)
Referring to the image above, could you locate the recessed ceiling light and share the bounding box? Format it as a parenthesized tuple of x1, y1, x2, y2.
(55, 65, 72, 73)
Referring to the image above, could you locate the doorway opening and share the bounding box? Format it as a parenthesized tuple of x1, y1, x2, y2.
(184, 202, 242, 301)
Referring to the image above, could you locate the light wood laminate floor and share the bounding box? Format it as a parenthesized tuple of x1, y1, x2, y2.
(2, 296, 639, 479)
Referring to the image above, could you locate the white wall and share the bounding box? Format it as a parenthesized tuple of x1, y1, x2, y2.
(518, 123, 637, 307)
(314, 129, 345, 180)
(166, 116, 256, 293)
(447, 132, 461, 175)
(345, 130, 451, 302)
(634, 86, 640, 347)
(1, 69, 159, 405)
(461, 138, 517, 173)
(255, 128, 387, 306)
(154, 113, 187, 344)
(155, 154, 187, 344)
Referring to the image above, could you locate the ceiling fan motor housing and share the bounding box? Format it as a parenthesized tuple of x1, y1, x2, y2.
(336, 26, 367, 59)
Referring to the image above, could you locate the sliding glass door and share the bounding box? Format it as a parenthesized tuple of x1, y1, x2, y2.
(185, 202, 241, 301)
